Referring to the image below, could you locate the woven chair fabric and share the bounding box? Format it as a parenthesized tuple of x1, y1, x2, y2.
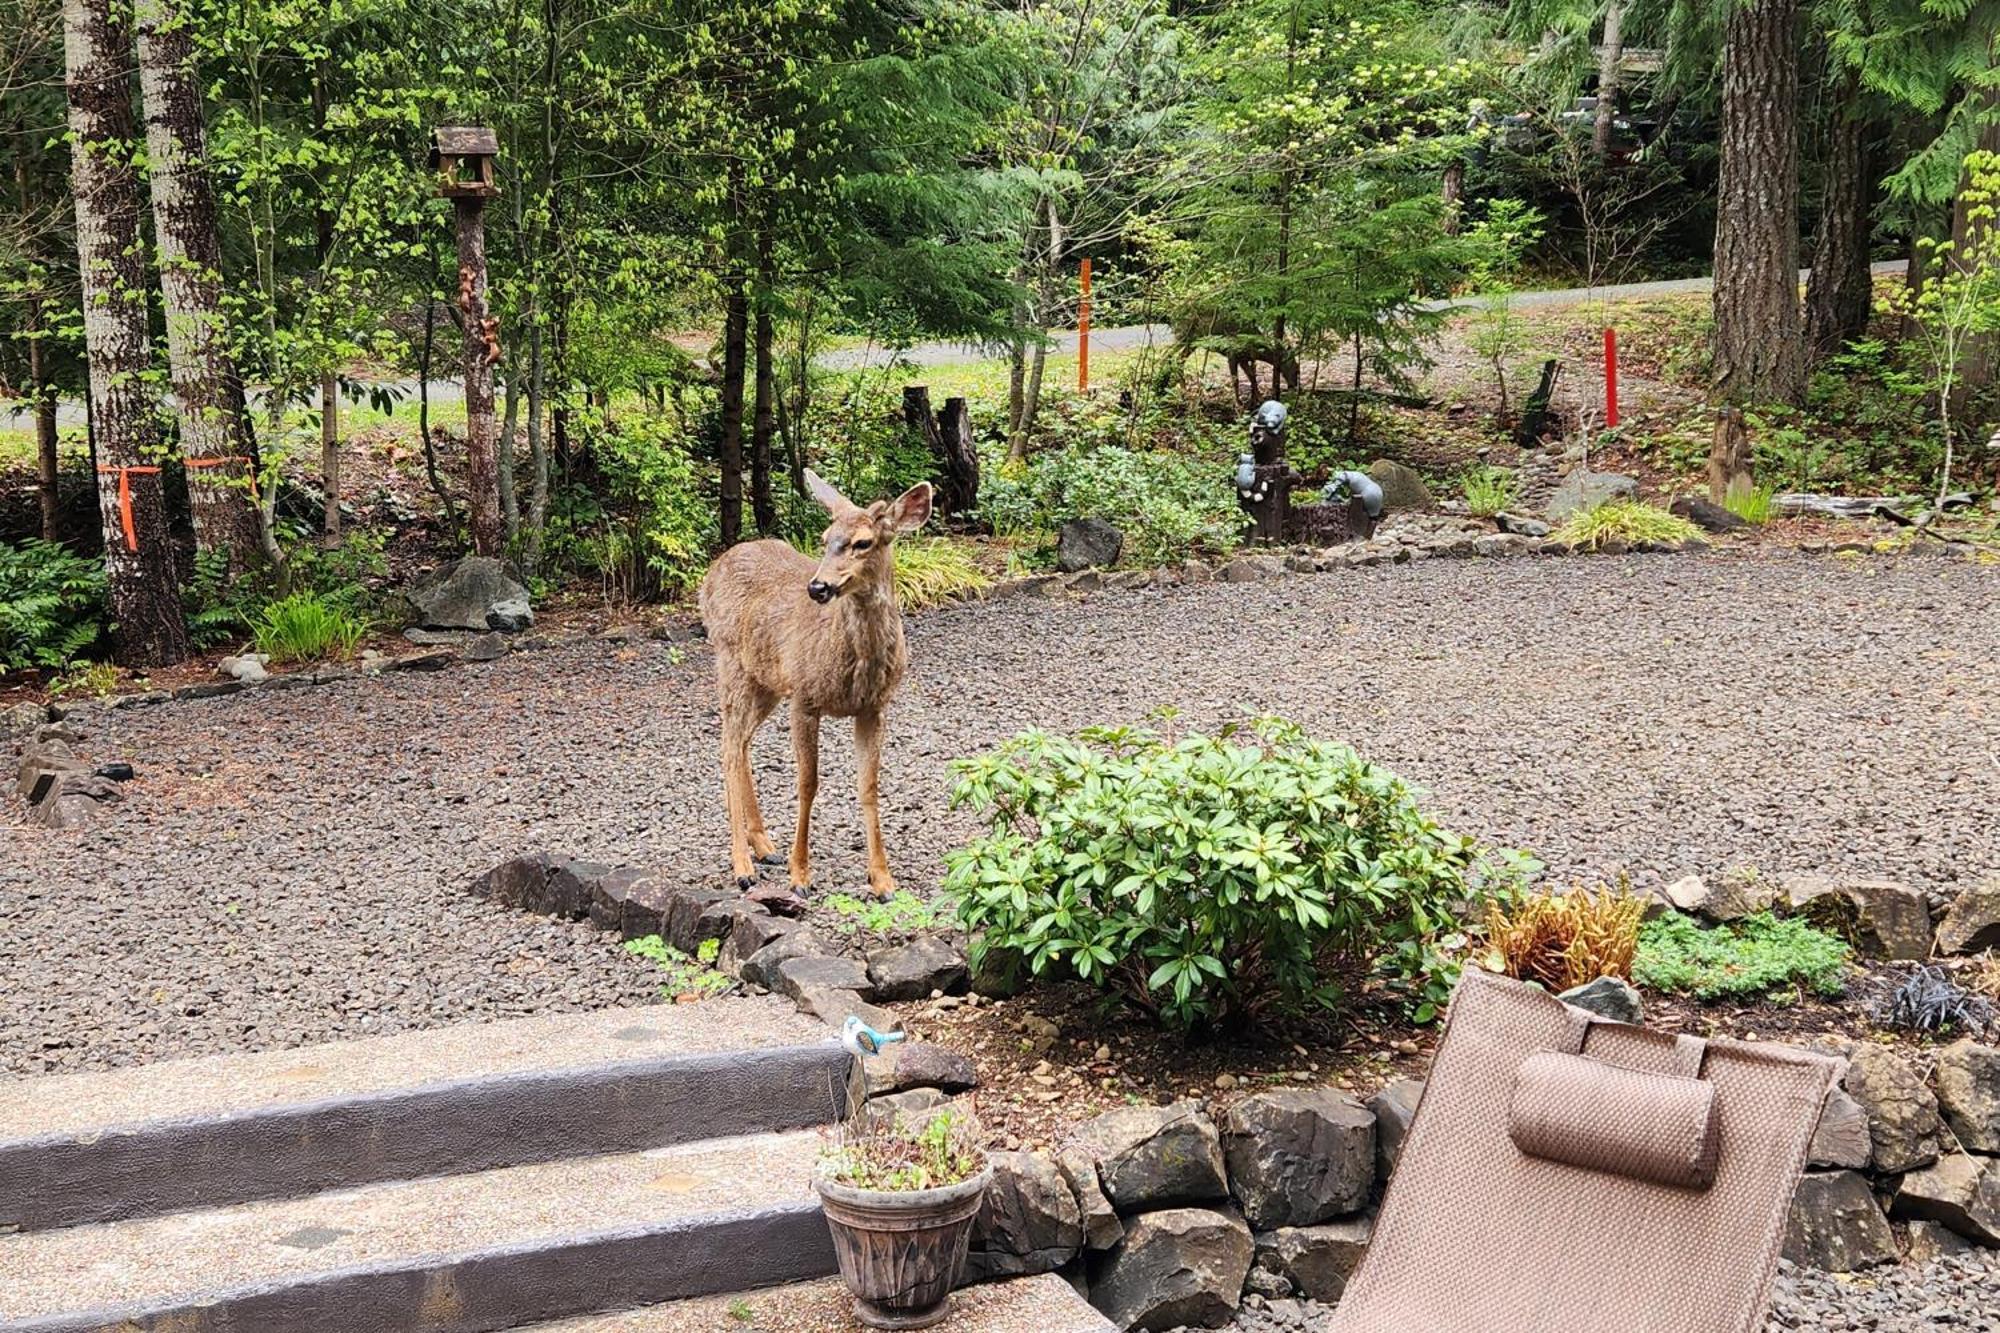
(1327, 968, 1837, 1333)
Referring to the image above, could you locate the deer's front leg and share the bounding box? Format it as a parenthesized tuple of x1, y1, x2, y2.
(790, 705, 820, 890)
(854, 709, 895, 899)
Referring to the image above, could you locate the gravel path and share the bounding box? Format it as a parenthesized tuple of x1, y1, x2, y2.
(1199, 1254, 2000, 1333)
(3, 551, 1998, 1077)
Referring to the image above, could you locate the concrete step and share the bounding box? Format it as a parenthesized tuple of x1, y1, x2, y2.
(519, 1272, 1116, 1333)
(0, 998, 849, 1232)
(0, 1129, 835, 1333)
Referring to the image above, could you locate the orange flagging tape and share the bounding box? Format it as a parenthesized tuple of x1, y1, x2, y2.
(95, 464, 163, 552)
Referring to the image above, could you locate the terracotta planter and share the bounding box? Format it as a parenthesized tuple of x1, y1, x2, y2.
(815, 1163, 992, 1329)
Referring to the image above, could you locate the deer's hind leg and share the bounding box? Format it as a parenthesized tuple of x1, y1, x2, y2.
(718, 664, 781, 886)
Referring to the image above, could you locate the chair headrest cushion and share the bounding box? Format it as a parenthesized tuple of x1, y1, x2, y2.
(1508, 1050, 1720, 1190)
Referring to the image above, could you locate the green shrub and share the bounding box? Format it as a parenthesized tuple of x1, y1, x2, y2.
(979, 444, 1242, 567)
(251, 593, 368, 664)
(1632, 911, 1852, 1001)
(1461, 466, 1519, 518)
(822, 891, 942, 938)
(0, 539, 105, 671)
(1555, 499, 1703, 551)
(942, 715, 1481, 1033)
(892, 538, 991, 609)
(555, 413, 715, 601)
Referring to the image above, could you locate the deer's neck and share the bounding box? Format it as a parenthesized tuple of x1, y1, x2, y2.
(829, 586, 904, 703)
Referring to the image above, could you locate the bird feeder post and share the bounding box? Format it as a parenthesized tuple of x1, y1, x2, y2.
(431, 126, 504, 557)
(1603, 326, 1620, 430)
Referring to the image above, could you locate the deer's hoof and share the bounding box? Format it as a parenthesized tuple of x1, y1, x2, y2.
(734, 875, 757, 891)
(755, 851, 786, 866)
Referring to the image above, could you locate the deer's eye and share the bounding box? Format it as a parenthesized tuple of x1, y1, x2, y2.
(850, 538, 873, 553)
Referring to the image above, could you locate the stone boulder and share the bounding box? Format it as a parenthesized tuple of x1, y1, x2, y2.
(218, 652, 270, 684)
(1545, 469, 1638, 522)
(1366, 460, 1432, 511)
(1368, 1079, 1424, 1187)
(1784, 1171, 1897, 1271)
(1905, 1219, 1974, 1263)
(738, 931, 828, 990)
(406, 555, 533, 632)
(1939, 877, 2000, 955)
(1808, 1085, 1873, 1171)
(1781, 874, 1933, 959)
(1253, 1215, 1373, 1303)
(1844, 1045, 1944, 1174)
(1089, 1207, 1252, 1331)
(964, 1151, 1084, 1282)
(1663, 871, 1778, 923)
(768, 953, 872, 1003)
(1075, 1102, 1228, 1211)
(1893, 1154, 2000, 1246)
(857, 1087, 947, 1136)
(1, 700, 48, 740)
(1056, 518, 1124, 573)
(1222, 1090, 1375, 1229)
(27, 771, 123, 830)
(866, 937, 968, 1002)
(1056, 1146, 1123, 1251)
(862, 1040, 979, 1096)
(1935, 1040, 2000, 1154)
(1557, 975, 1644, 1025)
(1219, 555, 1278, 583)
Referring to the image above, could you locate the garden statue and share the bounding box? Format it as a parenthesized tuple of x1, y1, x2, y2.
(1232, 400, 1382, 546)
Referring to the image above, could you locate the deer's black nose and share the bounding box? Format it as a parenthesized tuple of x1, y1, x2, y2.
(807, 580, 836, 603)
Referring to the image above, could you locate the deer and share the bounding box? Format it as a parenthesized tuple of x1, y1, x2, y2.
(697, 470, 933, 900)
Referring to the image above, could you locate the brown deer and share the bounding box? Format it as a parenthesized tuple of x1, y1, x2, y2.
(698, 470, 932, 899)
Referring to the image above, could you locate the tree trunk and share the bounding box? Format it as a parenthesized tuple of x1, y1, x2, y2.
(1440, 159, 1464, 234)
(454, 196, 504, 556)
(498, 348, 520, 540)
(133, 0, 263, 573)
(718, 220, 748, 548)
(749, 218, 777, 536)
(1712, 0, 1805, 405)
(1804, 66, 1874, 363)
(1593, 2, 1625, 159)
(64, 0, 191, 665)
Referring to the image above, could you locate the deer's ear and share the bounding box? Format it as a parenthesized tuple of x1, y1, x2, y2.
(887, 481, 934, 534)
(804, 468, 849, 514)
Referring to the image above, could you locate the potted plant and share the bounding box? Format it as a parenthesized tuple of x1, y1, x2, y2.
(815, 1110, 992, 1329)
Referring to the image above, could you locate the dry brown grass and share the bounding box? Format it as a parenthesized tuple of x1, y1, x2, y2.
(1484, 886, 1648, 992)
(1972, 952, 2000, 1004)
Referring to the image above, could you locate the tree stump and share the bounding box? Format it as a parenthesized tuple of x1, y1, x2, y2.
(1708, 406, 1755, 506)
(903, 385, 979, 519)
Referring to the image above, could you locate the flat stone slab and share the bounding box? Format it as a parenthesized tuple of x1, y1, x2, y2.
(0, 1130, 827, 1325)
(521, 1272, 1115, 1333)
(0, 997, 827, 1143)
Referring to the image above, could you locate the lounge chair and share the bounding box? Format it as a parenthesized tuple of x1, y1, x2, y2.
(1329, 967, 1838, 1333)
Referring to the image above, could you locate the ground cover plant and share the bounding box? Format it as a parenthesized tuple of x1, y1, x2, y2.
(1632, 911, 1852, 1002)
(943, 713, 1482, 1033)
(0, 539, 103, 670)
(623, 936, 731, 1001)
(250, 594, 369, 665)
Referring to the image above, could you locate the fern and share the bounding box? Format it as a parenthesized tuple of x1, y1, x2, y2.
(0, 541, 107, 672)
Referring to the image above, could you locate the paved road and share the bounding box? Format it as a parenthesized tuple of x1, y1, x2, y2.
(2, 263, 1905, 430)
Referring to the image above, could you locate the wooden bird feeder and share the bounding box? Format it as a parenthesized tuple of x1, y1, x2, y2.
(430, 126, 500, 199)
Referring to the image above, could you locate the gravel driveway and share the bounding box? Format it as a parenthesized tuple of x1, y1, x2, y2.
(3, 551, 1997, 1077)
